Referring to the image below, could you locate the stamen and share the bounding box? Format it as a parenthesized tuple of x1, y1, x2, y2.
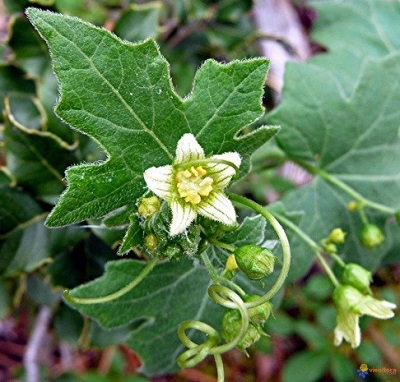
(176, 166, 214, 205)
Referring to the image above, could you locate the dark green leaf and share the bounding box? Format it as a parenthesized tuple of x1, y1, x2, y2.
(66, 258, 220, 376)
(26, 8, 277, 230)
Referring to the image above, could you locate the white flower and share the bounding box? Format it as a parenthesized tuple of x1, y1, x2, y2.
(333, 285, 396, 348)
(143, 133, 241, 236)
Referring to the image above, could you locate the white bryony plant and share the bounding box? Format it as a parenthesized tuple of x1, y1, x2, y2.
(143, 133, 241, 236)
(333, 285, 397, 348)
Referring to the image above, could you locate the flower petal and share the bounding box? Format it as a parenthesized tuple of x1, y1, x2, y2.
(197, 192, 236, 226)
(356, 296, 396, 319)
(143, 165, 173, 200)
(170, 200, 197, 236)
(208, 152, 241, 189)
(175, 133, 205, 164)
(334, 310, 361, 348)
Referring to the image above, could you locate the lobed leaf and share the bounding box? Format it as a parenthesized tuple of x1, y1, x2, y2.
(26, 8, 278, 232)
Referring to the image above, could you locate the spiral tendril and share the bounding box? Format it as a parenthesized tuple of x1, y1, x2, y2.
(177, 194, 291, 381)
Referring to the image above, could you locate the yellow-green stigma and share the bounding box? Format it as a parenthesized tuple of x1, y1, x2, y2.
(176, 166, 213, 205)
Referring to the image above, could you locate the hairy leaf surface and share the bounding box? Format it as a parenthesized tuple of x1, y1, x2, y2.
(27, 8, 277, 230)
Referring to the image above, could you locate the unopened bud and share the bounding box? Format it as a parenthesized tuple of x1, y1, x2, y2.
(138, 196, 161, 218)
(328, 228, 346, 244)
(325, 243, 337, 254)
(234, 245, 275, 280)
(225, 254, 238, 272)
(221, 309, 261, 353)
(360, 224, 384, 249)
(347, 201, 358, 212)
(333, 285, 364, 314)
(341, 263, 372, 294)
(244, 295, 272, 324)
(144, 233, 158, 251)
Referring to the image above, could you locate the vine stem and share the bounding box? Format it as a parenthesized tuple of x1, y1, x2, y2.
(63, 258, 159, 304)
(201, 252, 245, 296)
(271, 211, 340, 287)
(228, 194, 291, 307)
(296, 159, 396, 215)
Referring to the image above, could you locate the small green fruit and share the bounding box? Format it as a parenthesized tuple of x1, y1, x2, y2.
(221, 309, 261, 353)
(234, 244, 275, 280)
(360, 224, 384, 249)
(341, 263, 372, 294)
(244, 295, 272, 324)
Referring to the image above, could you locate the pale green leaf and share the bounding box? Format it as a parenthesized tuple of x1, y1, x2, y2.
(310, 0, 400, 94)
(268, 55, 400, 279)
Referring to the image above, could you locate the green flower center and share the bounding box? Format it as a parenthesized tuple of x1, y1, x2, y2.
(176, 166, 213, 205)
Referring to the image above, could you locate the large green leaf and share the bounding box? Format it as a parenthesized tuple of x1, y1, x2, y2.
(27, 8, 277, 231)
(66, 259, 216, 376)
(310, 0, 400, 94)
(65, 213, 274, 375)
(268, 54, 400, 280)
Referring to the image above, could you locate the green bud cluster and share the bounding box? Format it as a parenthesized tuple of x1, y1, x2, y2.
(360, 224, 384, 249)
(234, 244, 275, 280)
(323, 228, 346, 254)
(141, 202, 202, 260)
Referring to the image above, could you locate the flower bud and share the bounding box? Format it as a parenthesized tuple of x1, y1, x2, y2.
(221, 309, 261, 353)
(144, 233, 158, 252)
(225, 254, 238, 272)
(341, 263, 372, 294)
(325, 243, 337, 254)
(138, 196, 161, 218)
(328, 228, 346, 244)
(360, 224, 384, 249)
(244, 295, 272, 324)
(234, 245, 275, 280)
(333, 285, 364, 314)
(347, 201, 359, 212)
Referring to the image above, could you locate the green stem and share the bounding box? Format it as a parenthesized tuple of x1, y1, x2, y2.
(272, 211, 340, 287)
(296, 160, 395, 215)
(314, 250, 340, 287)
(63, 258, 159, 304)
(214, 354, 225, 382)
(201, 250, 245, 296)
(329, 252, 346, 268)
(272, 212, 320, 251)
(208, 238, 235, 253)
(228, 194, 291, 307)
(200, 252, 220, 285)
